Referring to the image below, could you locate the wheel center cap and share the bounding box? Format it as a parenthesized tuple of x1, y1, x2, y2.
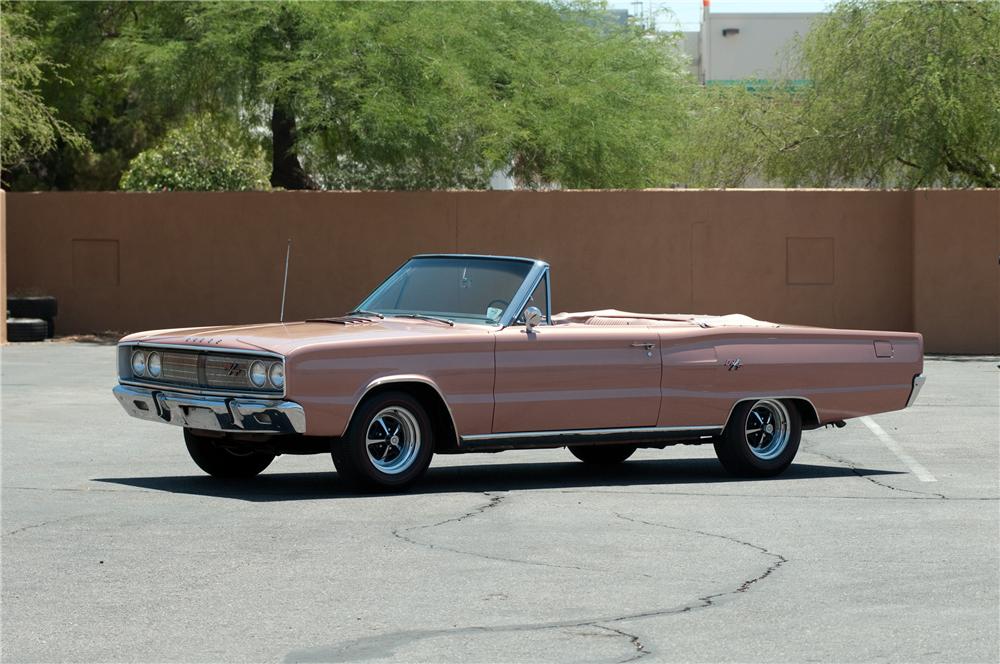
(390, 435, 400, 445)
(764, 424, 774, 434)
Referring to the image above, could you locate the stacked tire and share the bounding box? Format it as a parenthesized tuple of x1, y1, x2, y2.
(7, 296, 58, 342)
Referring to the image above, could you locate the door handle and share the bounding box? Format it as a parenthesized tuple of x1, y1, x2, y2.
(630, 342, 656, 350)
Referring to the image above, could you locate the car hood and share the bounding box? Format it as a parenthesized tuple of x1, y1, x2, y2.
(120, 319, 489, 356)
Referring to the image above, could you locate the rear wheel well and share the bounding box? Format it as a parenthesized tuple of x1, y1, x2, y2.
(786, 399, 820, 429)
(355, 382, 458, 452)
(726, 397, 820, 430)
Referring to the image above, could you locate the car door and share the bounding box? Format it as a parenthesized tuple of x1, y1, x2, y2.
(492, 324, 662, 433)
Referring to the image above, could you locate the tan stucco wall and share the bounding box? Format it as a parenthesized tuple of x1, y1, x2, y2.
(912, 190, 1000, 354)
(0, 189, 6, 344)
(5, 190, 997, 353)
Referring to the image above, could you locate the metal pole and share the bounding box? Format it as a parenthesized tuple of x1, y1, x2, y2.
(280, 238, 291, 322)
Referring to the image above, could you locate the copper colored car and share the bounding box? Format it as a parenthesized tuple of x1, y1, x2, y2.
(113, 254, 925, 490)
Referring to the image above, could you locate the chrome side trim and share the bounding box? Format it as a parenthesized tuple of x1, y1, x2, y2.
(344, 374, 460, 444)
(113, 384, 305, 434)
(462, 425, 722, 442)
(906, 374, 926, 408)
(722, 396, 820, 430)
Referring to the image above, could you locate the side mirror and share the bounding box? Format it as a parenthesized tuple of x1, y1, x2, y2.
(523, 306, 543, 333)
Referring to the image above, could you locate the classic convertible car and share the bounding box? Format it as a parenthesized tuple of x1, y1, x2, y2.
(114, 254, 925, 490)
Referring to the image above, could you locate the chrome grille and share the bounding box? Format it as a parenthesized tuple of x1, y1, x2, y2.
(122, 346, 281, 395)
(204, 354, 256, 391)
(161, 351, 199, 385)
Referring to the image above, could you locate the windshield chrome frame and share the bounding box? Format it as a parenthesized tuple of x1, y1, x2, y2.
(356, 254, 550, 329)
(505, 262, 551, 328)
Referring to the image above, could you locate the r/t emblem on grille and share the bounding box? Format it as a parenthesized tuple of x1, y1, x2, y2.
(725, 358, 742, 371)
(225, 363, 243, 376)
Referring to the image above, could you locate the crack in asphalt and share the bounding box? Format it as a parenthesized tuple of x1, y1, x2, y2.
(286, 507, 786, 663)
(801, 443, 949, 500)
(590, 624, 649, 663)
(3, 514, 91, 538)
(391, 491, 644, 577)
(613, 513, 788, 598)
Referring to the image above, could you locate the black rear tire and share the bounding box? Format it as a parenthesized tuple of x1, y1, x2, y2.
(7, 318, 48, 342)
(569, 444, 637, 465)
(714, 399, 801, 477)
(332, 391, 434, 492)
(184, 429, 275, 478)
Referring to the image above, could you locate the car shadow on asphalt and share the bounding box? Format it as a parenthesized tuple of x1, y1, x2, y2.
(93, 458, 904, 502)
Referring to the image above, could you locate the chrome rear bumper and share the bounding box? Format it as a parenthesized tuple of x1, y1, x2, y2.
(113, 384, 306, 434)
(906, 374, 926, 408)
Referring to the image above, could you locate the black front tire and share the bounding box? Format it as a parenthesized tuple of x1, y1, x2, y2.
(714, 399, 801, 477)
(184, 430, 275, 478)
(569, 444, 637, 465)
(331, 391, 434, 492)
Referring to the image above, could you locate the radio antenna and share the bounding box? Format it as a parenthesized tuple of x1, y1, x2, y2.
(280, 238, 292, 322)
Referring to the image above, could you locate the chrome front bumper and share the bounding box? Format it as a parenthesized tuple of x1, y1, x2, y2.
(113, 384, 306, 434)
(906, 374, 926, 408)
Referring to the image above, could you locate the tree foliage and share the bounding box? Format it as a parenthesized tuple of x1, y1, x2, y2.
(15, 1, 996, 191)
(119, 115, 270, 191)
(678, 84, 799, 188)
(0, 4, 85, 179)
(5, 0, 695, 191)
(686, 0, 1000, 189)
(2, 2, 189, 189)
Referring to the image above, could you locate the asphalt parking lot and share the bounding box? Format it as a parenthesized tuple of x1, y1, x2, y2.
(2, 343, 998, 663)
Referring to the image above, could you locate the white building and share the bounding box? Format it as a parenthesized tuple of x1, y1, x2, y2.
(681, 5, 821, 84)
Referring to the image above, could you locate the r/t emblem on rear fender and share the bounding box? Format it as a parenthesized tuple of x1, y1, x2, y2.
(725, 358, 742, 371)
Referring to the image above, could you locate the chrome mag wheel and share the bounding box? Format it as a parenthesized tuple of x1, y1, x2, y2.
(744, 399, 791, 460)
(365, 406, 422, 474)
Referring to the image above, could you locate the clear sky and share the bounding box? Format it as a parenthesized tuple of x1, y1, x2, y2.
(607, 0, 833, 31)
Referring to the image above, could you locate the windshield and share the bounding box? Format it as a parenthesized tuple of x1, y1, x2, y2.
(357, 256, 534, 325)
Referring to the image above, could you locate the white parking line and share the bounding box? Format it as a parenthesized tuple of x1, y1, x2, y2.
(861, 416, 937, 482)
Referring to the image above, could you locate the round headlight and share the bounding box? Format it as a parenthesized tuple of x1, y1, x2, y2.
(249, 360, 268, 388)
(147, 351, 162, 378)
(268, 362, 284, 389)
(130, 350, 147, 376)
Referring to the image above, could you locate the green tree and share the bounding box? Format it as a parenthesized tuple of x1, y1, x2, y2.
(2, 2, 189, 190)
(119, 115, 270, 191)
(678, 84, 800, 188)
(8, 1, 694, 191)
(0, 4, 85, 182)
(686, 0, 1000, 188)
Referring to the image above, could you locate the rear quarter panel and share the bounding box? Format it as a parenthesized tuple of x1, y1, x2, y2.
(658, 327, 923, 428)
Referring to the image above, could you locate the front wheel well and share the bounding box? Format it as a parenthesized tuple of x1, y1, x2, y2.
(353, 382, 459, 452)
